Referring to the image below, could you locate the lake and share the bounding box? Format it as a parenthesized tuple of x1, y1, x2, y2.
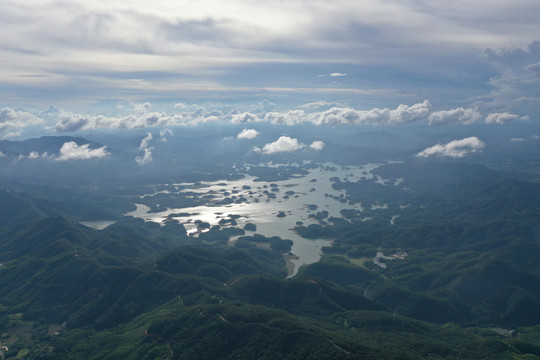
(126, 162, 401, 276)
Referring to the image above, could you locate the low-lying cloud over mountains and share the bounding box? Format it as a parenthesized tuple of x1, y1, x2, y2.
(0, 99, 531, 140)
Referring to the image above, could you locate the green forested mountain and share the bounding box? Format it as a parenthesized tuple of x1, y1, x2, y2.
(1, 160, 540, 359)
(304, 162, 540, 328)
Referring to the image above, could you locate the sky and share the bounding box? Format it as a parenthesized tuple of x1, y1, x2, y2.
(0, 0, 539, 140)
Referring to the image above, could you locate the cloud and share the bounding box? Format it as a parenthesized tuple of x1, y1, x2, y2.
(237, 128, 260, 139)
(510, 137, 525, 142)
(255, 99, 275, 112)
(139, 133, 153, 149)
(416, 137, 485, 158)
(231, 112, 260, 124)
(263, 101, 530, 128)
(318, 72, 347, 77)
(174, 102, 187, 109)
(238, 101, 526, 128)
(135, 129, 171, 165)
(0, 108, 43, 138)
(55, 102, 187, 132)
(261, 136, 304, 154)
(256, 136, 324, 154)
(55, 114, 93, 132)
(10, 94, 532, 141)
(478, 41, 540, 114)
(201, 115, 219, 123)
(309, 141, 325, 150)
(56, 142, 110, 161)
(387, 101, 432, 125)
(207, 110, 223, 117)
(136, 148, 153, 165)
(0, 151, 5, 157)
(485, 112, 520, 124)
(55, 109, 184, 132)
(25, 151, 52, 160)
(309, 107, 363, 125)
(2, 0, 540, 109)
(136, 133, 154, 165)
(310, 100, 431, 125)
(159, 128, 173, 141)
(264, 110, 305, 125)
(132, 102, 152, 114)
(427, 107, 481, 125)
(525, 62, 540, 76)
(298, 101, 344, 112)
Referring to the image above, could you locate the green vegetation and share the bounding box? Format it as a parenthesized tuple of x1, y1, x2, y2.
(1, 160, 540, 359)
(293, 161, 540, 328)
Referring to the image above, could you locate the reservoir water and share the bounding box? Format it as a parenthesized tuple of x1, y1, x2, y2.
(126, 162, 399, 276)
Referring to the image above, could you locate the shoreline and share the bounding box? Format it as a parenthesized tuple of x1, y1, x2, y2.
(284, 252, 299, 277)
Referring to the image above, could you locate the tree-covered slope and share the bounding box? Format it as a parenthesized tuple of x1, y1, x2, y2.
(292, 161, 540, 327)
(2, 159, 540, 359)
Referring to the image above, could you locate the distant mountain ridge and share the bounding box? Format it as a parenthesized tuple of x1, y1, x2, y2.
(0, 135, 103, 156)
(0, 189, 126, 227)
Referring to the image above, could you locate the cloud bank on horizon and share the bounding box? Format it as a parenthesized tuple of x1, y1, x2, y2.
(1, 96, 532, 139)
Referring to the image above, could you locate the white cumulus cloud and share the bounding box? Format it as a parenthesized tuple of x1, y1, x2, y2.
(261, 136, 304, 154)
(309, 141, 325, 150)
(0, 108, 43, 138)
(264, 110, 305, 125)
(132, 102, 152, 114)
(237, 128, 260, 139)
(387, 101, 432, 125)
(416, 137, 485, 158)
(55, 103, 184, 132)
(231, 112, 260, 124)
(55, 113, 97, 132)
(24, 151, 52, 160)
(309, 100, 431, 125)
(56, 142, 110, 161)
(485, 112, 520, 124)
(427, 107, 481, 125)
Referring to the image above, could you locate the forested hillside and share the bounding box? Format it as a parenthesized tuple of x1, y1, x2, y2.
(1, 160, 540, 359)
